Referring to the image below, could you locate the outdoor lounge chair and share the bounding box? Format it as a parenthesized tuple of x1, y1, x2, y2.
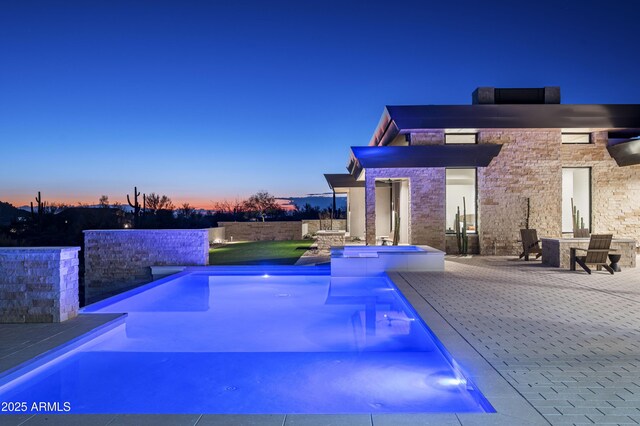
(570, 234, 614, 275)
(519, 229, 542, 261)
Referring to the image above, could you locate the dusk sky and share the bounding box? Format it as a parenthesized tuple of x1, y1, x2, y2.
(1, 1, 639, 209)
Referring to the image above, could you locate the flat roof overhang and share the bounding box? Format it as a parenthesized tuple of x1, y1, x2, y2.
(349, 145, 502, 177)
(607, 138, 640, 166)
(324, 173, 391, 191)
(324, 174, 365, 192)
(371, 104, 640, 147)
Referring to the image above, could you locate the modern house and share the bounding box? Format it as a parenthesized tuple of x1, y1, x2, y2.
(325, 87, 640, 254)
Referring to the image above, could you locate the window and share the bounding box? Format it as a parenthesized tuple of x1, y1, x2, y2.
(446, 169, 476, 233)
(445, 133, 477, 144)
(561, 133, 591, 144)
(562, 168, 591, 233)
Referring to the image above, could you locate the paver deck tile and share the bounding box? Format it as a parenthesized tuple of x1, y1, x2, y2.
(398, 255, 640, 426)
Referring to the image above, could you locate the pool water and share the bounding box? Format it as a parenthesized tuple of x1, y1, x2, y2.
(0, 270, 493, 414)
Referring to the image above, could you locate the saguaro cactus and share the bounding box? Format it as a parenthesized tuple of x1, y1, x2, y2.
(127, 186, 146, 226)
(30, 191, 45, 229)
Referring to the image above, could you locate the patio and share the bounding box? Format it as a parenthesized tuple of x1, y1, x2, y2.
(395, 255, 640, 425)
(1, 256, 639, 425)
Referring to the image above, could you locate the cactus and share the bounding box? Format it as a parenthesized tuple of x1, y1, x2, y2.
(455, 197, 469, 255)
(31, 191, 45, 229)
(127, 187, 146, 226)
(525, 197, 530, 230)
(571, 197, 585, 236)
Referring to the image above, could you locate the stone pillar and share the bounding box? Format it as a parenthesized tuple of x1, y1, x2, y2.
(315, 230, 346, 251)
(0, 247, 80, 323)
(365, 173, 377, 245)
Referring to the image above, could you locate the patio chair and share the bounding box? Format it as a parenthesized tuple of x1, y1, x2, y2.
(573, 228, 590, 238)
(570, 234, 614, 275)
(519, 229, 542, 261)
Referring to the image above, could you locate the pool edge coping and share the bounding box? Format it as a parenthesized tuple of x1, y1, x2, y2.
(389, 271, 551, 425)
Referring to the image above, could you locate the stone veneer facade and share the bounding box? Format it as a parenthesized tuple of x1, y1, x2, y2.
(84, 229, 209, 300)
(218, 222, 302, 241)
(362, 130, 640, 255)
(315, 230, 346, 251)
(0, 247, 79, 323)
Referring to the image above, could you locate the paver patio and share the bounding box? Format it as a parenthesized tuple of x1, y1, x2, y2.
(395, 256, 640, 425)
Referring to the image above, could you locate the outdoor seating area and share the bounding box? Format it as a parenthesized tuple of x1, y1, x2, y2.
(570, 234, 615, 274)
(541, 236, 637, 270)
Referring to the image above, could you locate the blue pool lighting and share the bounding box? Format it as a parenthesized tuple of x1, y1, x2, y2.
(0, 267, 494, 414)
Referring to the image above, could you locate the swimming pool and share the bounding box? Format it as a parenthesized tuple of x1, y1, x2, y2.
(0, 267, 493, 414)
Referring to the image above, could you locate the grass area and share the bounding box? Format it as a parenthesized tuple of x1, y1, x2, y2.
(208, 240, 314, 265)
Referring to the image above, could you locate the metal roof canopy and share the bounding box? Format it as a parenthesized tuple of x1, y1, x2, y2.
(607, 138, 640, 167)
(350, 145, 503, 172)
(370, 104, 640, 147)
(324, 174, 365, 190)
(324, 173, 392, 191)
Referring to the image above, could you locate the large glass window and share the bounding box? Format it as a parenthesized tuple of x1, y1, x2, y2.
(561, 133, 590, 144)
(445, 133, 477, 144)
(562, 168, 591, 233)
(446, 169, 476, 233)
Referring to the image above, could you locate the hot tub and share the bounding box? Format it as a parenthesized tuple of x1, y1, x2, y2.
(331, 245, 445, 276)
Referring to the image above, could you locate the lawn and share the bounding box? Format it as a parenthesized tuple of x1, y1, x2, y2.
(208, 240, 314, 265)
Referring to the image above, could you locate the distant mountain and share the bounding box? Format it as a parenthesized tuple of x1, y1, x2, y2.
(279, 195, 347, 211)
(0, 201, 29, 226)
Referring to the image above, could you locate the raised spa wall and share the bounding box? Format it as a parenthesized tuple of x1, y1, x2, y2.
(0, 247, 80, 323)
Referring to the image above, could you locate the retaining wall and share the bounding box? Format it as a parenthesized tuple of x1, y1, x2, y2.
(0, 247, 80, 323)
(218, 222, 302, 241)
(84, 229, 209, 301)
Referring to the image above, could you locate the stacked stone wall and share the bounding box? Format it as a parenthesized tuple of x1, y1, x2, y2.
(365, 168, 446, 250)
(316, 231, 346, 251)
(362, 130, 639, 255)
(478, 131, 562, 255)
(562, 132, 640, 248)
(0, 247, 79, 323)
(218, 222, 302, 241)
(84, 230, 208, 300)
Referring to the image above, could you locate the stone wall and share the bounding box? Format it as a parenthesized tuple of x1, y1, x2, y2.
(84, 230, 209, 301)
(478, 130, 562, 255)
(0, 247, 79, 323)
(477, 130, 640, 255)
(364, 167, 446, 250)
(218, 221, 302, 241)
(562, 132, 640, 248)
(360, 130, 640, 255)
(302, 219, 347, 235)
(316, 230, 346, 251)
